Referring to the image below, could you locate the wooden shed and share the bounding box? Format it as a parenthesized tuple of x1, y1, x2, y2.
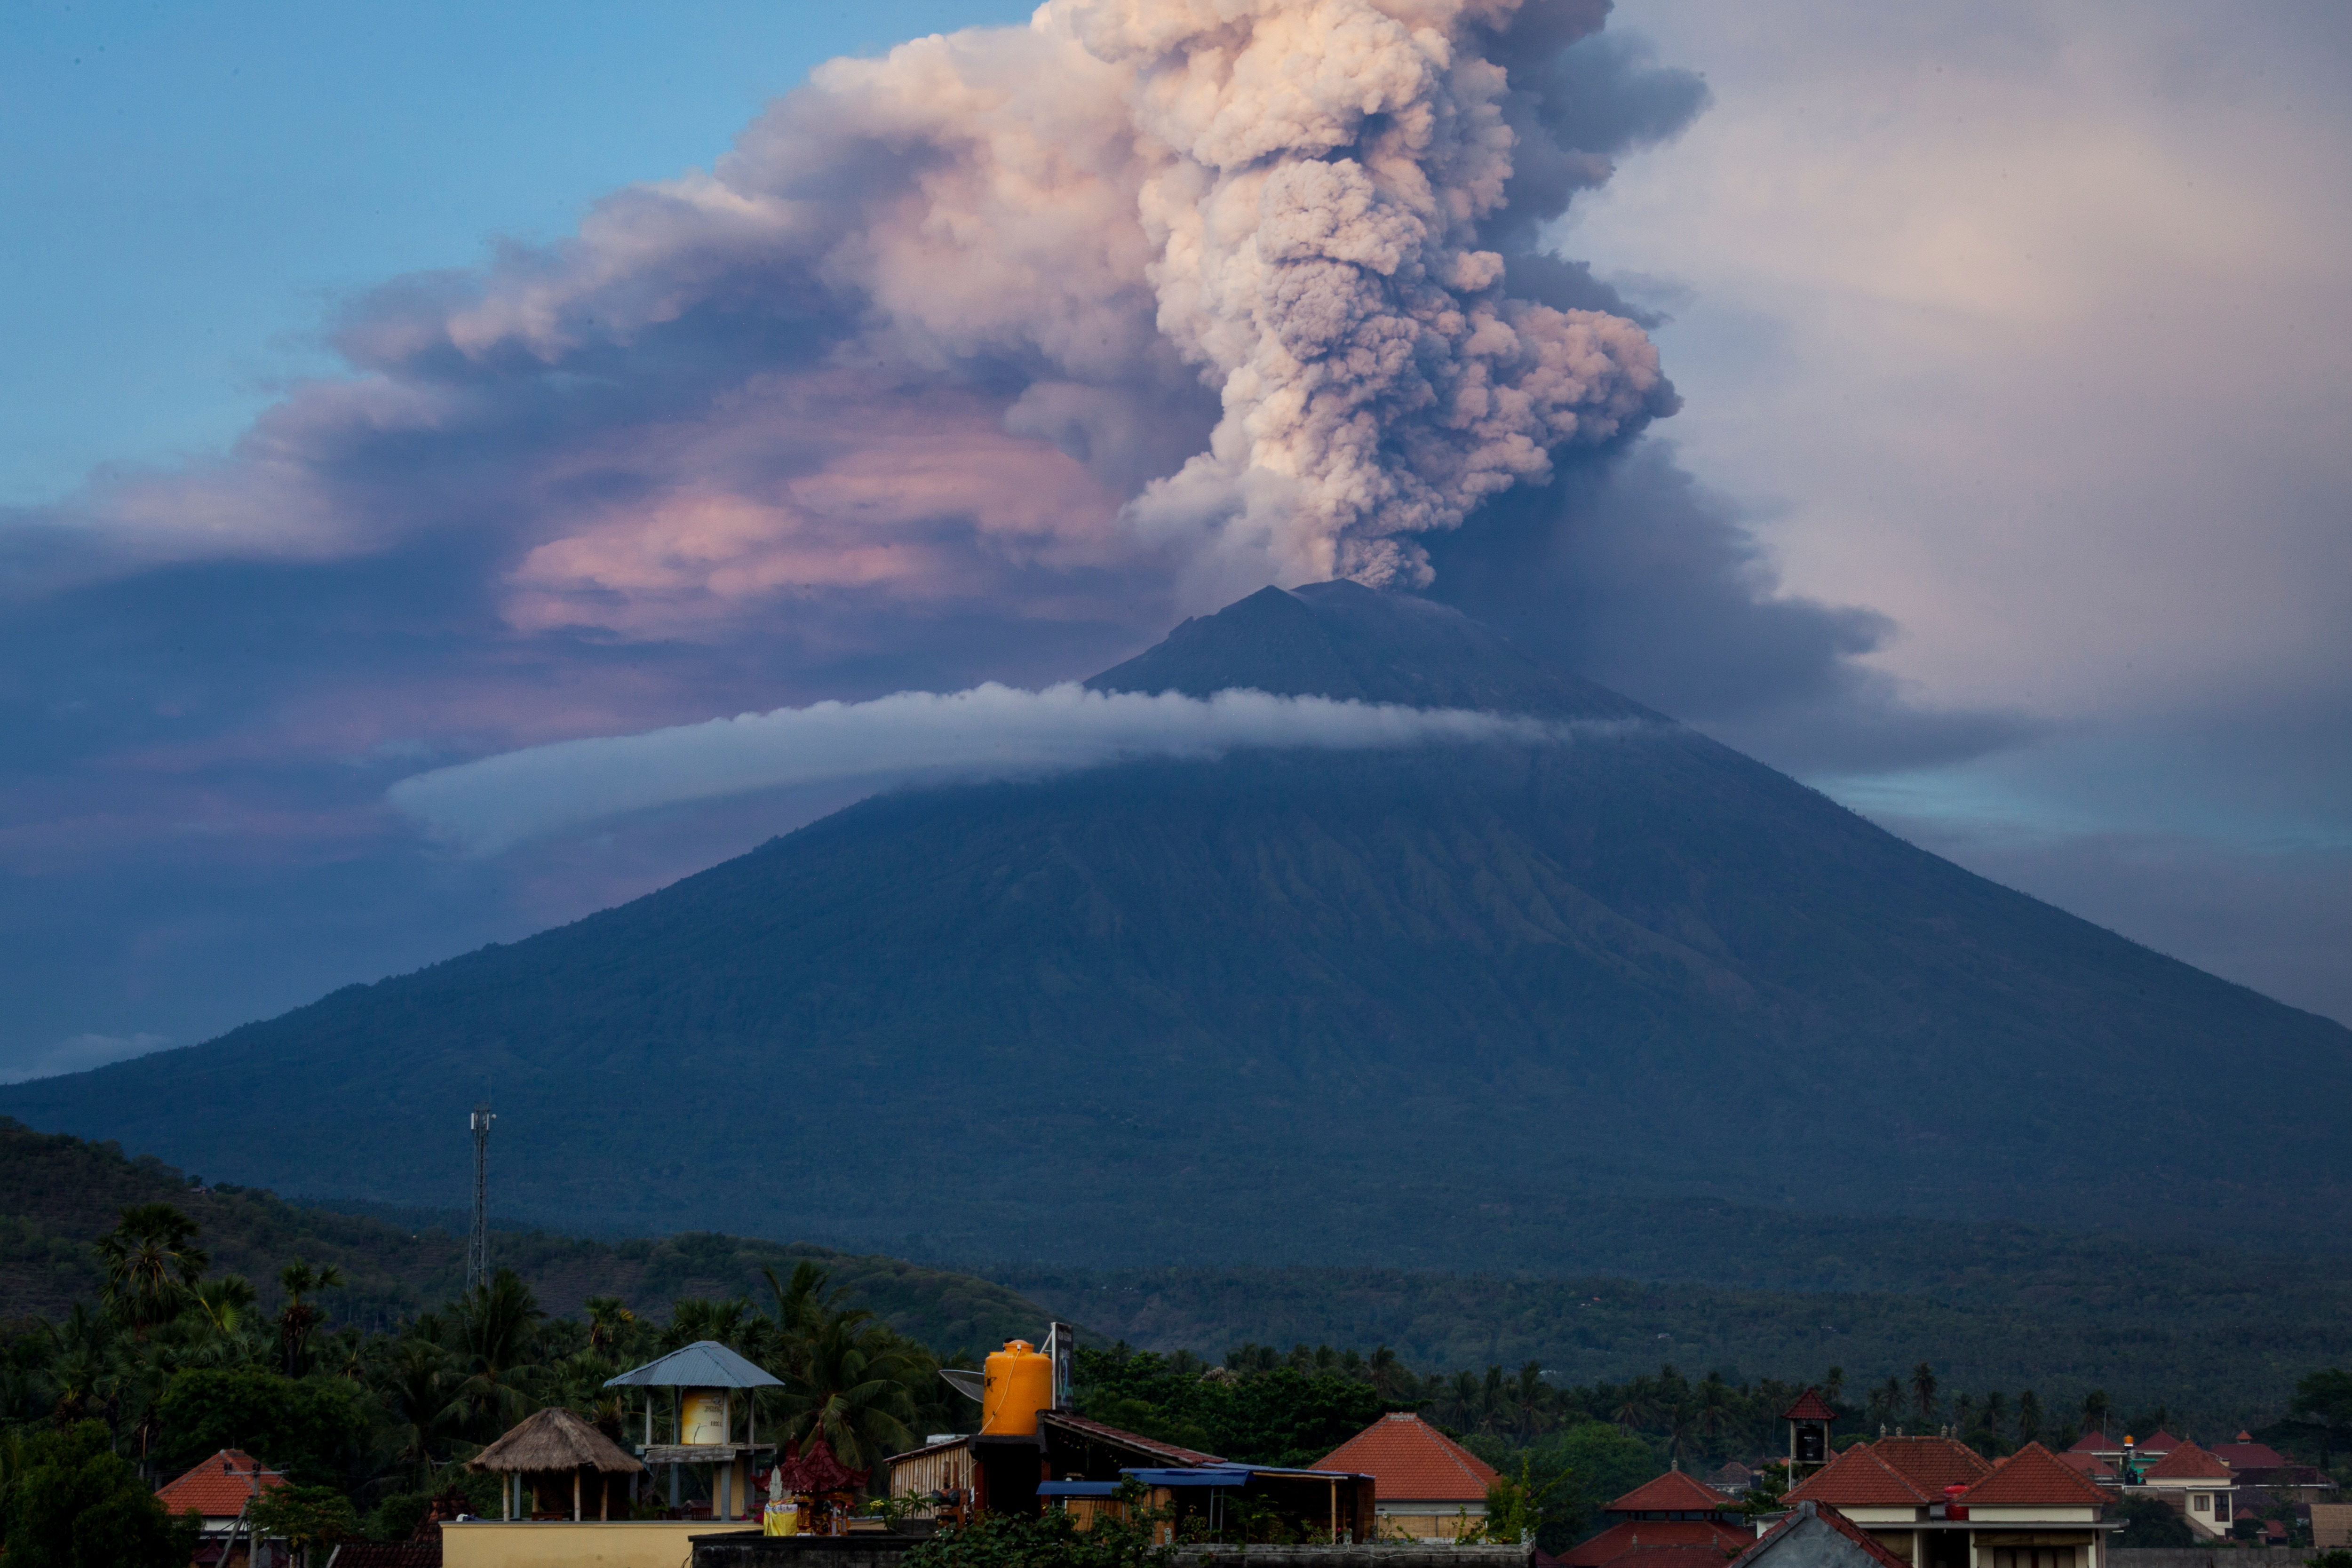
(467, 1406, 645, 1521)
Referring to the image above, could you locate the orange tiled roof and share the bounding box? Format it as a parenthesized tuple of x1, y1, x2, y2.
(2057, 1452, 2118, 1480)
(1786, 1444, 1929, 1509)
(2069, 1433, 2115, 1453)
(1313, 1413, 1497, 1504)
(155, 1449, 287, 1519)
(1611, 1469, 1740, 1514)
(2213, 1442, 2287, 1470)
(1561, 1520, 1752, 1568)
(2145, 1441, 2233, 1481)
(1784, 1390, 1837, 1423)
(1873, 1436, 1994, 1494)
(1959, 1443, 2110, 1507)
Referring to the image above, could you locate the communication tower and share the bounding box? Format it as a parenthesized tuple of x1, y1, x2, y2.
(466, 1103, 494, 1293)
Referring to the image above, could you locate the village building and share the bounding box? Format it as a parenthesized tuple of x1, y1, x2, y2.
(1312, 1412, 1500, 1541)
(156, 1449, 288, 1568)
(1780, 1437, 2112, 1568)
(1559, 1466, 1755, 1568)
(1733, 1501, 1917, 1568)
(466, 1405, 645, 1521)
(2134, 1441, 2234, 1539)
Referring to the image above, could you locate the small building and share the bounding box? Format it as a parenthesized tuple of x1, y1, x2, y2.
(605, 1339, 783, 1522)
(467, 1406, 646, 1522)
(155, 1449, 289, 1568)
(2134, 1440, 2234, 1539)
(1735, 1501, 1915, 1568)
(1560, 1466, 1756, 1568)
(1313, 1412, 1500, 1540)
(1780, 1438, 2113, 1568)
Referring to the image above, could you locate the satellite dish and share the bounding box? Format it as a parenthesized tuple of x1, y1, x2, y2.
(939, 1368, 986, 1404)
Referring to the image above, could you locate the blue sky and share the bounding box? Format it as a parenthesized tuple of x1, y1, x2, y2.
(3, 0, 2346, 1082)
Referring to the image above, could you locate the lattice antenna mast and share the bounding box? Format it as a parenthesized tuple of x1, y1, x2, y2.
(466, 1103, 494, 1293)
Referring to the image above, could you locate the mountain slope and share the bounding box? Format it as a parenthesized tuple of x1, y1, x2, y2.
(5, 583, 2346, 1262)
(0, 1119, 1049, 1352)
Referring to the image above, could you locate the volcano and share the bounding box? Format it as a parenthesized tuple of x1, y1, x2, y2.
(8, 583, 2347, 1263)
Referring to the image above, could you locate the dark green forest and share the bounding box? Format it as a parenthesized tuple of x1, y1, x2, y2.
(8, 1179, 2352, 1563)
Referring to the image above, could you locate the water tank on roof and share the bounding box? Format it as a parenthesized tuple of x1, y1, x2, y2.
(982, 1340, 1053, 1436)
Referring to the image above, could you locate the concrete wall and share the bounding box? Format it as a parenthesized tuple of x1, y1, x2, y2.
(688, 1538, 1532, 1568)
(2109, 1548, 2310, 1568)
(443, 1519, 712, 1568)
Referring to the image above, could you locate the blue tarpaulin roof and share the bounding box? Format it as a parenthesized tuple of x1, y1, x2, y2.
(604, 1340, 784, 1390)
(1039, 1481, 1126, 1497)
(1121, 1468, 1256, 1488)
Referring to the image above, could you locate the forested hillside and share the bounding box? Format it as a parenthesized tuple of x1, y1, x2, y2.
(997, 1249, 2352, 1435)
(0, 1119, 1043, 1354)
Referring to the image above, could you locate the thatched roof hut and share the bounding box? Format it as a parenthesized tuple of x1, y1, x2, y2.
(468, 1407, 644, 1521)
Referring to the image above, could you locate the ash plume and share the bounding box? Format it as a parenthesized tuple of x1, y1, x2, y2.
(27, 0, 1691, 637)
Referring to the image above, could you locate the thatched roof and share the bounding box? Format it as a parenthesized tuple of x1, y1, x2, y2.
(468, 1407, 645, 1476)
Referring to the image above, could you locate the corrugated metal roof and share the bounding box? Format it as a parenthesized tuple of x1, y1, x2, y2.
(604, 1339, 784, 1389)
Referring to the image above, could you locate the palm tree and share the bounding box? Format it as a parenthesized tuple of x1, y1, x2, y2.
(1983, 1391, 2009, 1449)
(277, 1259, 345, 1377)
(43, 1304, 120, 1428)
(1367, 1346, 1410, 1401)
(2018, 1389, 2042, 1445)
(373, 1337, 463, 1489)
(1911, 1363, 1938, 1429)
(1514, 1362, 1551, 1442)
(1823, 1367, 1846, 1410)
(447, 1268, 546, 1437)
(2082, 1389, 2110, 1439)
(95, 1203, 208, 1338)
(1611, 1377, 1661, 1433)
(775, 1306, 923, 1472)
(584, 1296, 636, 1358)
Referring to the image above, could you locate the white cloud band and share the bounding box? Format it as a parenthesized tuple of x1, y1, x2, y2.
(387, 683, 1592, 855)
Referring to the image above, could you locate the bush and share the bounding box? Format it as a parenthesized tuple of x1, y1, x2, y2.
(906, 1508, 1170, 1568)
(2113, 1496, 2195, 1549)
(0, 1421, 202, 1568)
(155, 1367, 375, 1488)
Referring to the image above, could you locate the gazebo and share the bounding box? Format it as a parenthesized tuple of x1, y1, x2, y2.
(605, 1339, 784, 1522)
(467, 1406, 645, 1521)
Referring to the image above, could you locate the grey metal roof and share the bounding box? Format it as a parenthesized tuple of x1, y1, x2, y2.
(604, 1340, 784, 1390)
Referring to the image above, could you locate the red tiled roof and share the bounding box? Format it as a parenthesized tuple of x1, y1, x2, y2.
(1313, 1413, 1496, 1504)
(2145, 1441, 2233, 1480)
(1784, 1390, 1837, 1423)
(1560, 1522, 1750, 1568)
(1611, 1469, 1741, 1514)
(1959, 1443, 2111, 1507)
(1595, 1546, 1745, 1568)
(156, 1450, 287, 1519)
(1785, 1444, 1930, 1509)
(2057, 1453, 2118, 1480)
(2069, 1432, 2117, 1452)
(1873, 1436, 1994, 1494)
(1041, 1411, 1225, 1467)
(1733, 1502, 1915, 1568)
(2214, 1442, 2287, 1470)
(2135, 1431, 2183, 1452)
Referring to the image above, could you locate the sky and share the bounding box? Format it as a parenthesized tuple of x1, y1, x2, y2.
(3, 0, 2346, 1082)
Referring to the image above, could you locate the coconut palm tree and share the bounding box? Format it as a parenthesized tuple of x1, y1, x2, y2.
(95, 1203, 208, 1338)
(447, 1268, 546, 1437)
(277, 1259, 345, 1377)
(773, 1303, 923, 1472)
(1911, 1363, 1938, 1429)
(373, 1337, 464, 1489)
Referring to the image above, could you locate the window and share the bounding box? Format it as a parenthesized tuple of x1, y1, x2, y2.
(2193, 1494, 2211, 1513)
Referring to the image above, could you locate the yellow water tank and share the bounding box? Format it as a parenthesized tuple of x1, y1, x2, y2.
(981, 1339, 1053, 1435)
(681, 1389, 729, 1445)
